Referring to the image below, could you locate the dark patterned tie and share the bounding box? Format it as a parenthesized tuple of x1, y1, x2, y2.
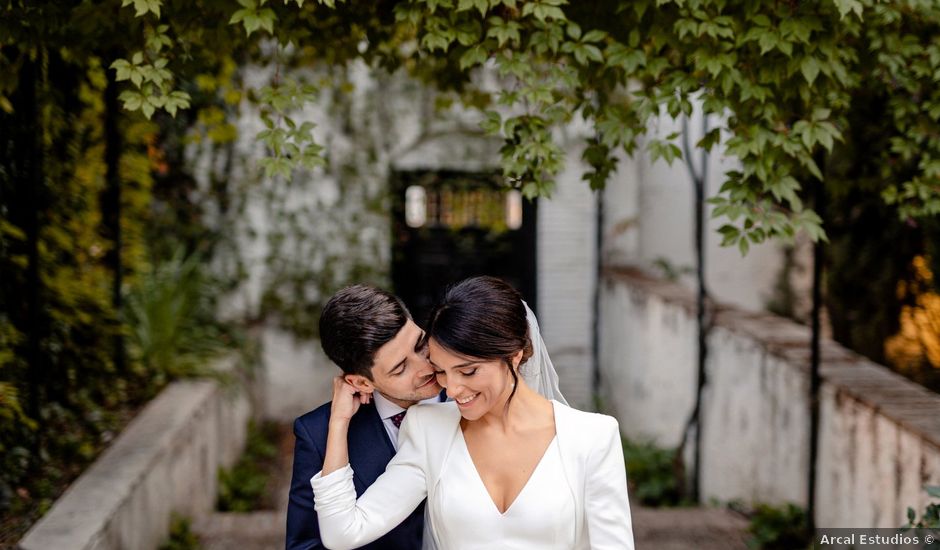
(390, 411, 406, 429)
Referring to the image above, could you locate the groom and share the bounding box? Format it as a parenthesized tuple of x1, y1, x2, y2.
(286, 285, 444, 550)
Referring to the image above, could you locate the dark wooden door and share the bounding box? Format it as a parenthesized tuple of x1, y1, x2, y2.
(391, 170, 537, 326)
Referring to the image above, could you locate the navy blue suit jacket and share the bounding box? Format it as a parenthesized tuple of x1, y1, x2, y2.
(286, 401, 425, 550)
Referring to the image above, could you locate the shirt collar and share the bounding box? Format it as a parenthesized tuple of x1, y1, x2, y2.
(372, 391, 406, 420)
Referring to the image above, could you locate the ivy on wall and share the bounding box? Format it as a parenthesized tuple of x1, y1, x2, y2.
(75, 0, 940, 252)
(0, 51, 153, 529)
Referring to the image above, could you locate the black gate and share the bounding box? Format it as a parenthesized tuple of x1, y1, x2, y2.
(391, 170, 537, 326)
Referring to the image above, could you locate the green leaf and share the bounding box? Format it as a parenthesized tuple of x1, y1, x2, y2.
(717, 224, 740, 246)
(457, 0, 489, 16)
(758, 31, 778, 55)
(833, 0, 863, 20)
(696, 128, 721, 152)
(459, 45, 488, 69)
(582, 30, 607, 43)
(606, 42, 646, 73)
(257, 8, 277, 34)
(800, 56, 821, 85)
(486, 18, 520, 46)
(141, 100, 156, 119)
(480, 110, 502, 134)
(119, 90, 143, 110)
(230, 8, 249, 24)
(582, 44, 603, 63)
(566, 21, 581, 40)
(126, 0, 161, 17)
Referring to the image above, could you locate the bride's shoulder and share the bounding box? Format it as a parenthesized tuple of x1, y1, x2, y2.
(553, 401, 620, 440)
(408, 400, 461, 429)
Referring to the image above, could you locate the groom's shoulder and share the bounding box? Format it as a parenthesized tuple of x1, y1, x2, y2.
(293, 401, 334, 438)
(294, 400, 380, 438)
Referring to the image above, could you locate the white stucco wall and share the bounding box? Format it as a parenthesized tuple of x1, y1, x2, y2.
(602, 110, 786, 313)
(815, 364, 940, 528)
(699, 321, 811, 506)
(598, 274, 697, 446)
(600, 268, 940, 527)
(537, 127, 598, 411)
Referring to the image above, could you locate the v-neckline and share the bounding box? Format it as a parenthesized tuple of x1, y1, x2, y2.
(456, 402, 558, 516)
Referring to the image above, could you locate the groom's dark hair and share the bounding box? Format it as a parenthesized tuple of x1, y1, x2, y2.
(319, 285, 412, 380)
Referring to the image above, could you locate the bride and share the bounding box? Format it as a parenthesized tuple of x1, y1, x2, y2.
(312, 276, 635, 549)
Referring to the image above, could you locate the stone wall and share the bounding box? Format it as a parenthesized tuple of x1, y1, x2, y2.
(17, 379, 251, 550)
(599, 266, 940, 528)
(599, 110, 791, 315)
(536, 127, 598, 411)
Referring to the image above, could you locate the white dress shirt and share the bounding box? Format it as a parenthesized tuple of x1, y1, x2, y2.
(372, 391, 407, 450)
(373, 392, 441, 450)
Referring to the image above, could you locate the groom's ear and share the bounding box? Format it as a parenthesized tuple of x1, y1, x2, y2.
(344, 374, 375, 394)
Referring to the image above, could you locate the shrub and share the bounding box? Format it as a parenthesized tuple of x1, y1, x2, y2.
(746, 503, 811, 550)
(125, 248, 231, 385)
(621, 437, 683, 507)
(159, 515, 201, 550)
(904, 485, 940, 530)
(216, 421, 279, 512)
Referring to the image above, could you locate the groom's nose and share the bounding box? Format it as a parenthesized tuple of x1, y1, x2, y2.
(412, 352, 433, 371)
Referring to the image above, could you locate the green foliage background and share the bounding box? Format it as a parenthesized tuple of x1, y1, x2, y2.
(0, 8, 251, 538)
(0, 51, 153, 526)
(5, 0, 940, 541)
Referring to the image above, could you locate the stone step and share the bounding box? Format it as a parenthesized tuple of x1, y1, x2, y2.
(193, 511, 286, 550)
(633, 506, 751, 550)
(193, 506, 749, 550)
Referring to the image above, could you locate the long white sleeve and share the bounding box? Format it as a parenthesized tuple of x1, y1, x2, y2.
(584, 416, 635, 550)
(311, 410, 429, 550)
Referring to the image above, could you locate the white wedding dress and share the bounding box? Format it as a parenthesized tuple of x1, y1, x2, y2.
(312, 400, 634, 550)
(433, 430, 576, 548)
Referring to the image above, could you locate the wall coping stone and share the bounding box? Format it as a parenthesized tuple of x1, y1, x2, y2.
(603, 265, 940, 451)
(17, 379, 241, 550)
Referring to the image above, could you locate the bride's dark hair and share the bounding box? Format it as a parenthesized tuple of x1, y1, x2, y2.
(426, 276, 533, 406)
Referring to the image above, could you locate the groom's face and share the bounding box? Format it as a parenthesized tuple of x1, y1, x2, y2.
(349, 319, 440, 408)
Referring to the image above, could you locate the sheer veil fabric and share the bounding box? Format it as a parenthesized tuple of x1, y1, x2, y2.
(520, 301, 568, 406)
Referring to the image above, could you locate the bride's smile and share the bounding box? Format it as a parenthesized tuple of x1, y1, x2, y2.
(429, 339, 521, 421)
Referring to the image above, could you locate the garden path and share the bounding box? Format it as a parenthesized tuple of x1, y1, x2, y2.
(192, 436, 751, 550)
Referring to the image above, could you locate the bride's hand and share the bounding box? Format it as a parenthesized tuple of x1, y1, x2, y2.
(322, 376, 368, 475)
(330, 376, 370, 424)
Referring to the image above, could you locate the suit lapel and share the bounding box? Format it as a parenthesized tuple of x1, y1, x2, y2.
(348, 401, 396, 490)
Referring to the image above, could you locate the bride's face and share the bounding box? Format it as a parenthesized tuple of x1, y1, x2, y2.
(429, 338, 520, 421)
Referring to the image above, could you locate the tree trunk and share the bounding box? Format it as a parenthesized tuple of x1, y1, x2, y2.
(807, 178, 826, 531)
(17, 55, 44, 448)
(103, 57, 125, 374)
